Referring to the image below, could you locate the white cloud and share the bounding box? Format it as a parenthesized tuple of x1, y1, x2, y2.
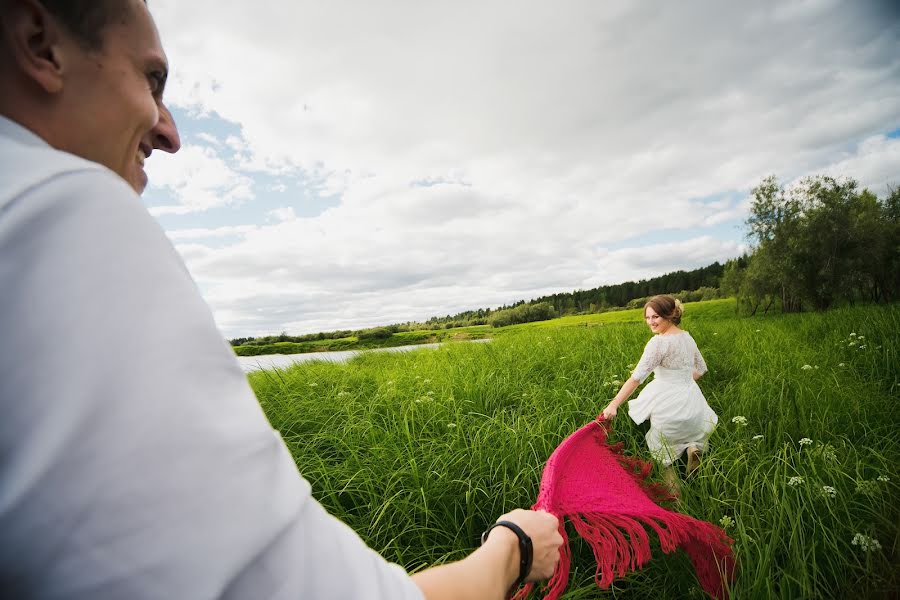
(266, 207, 297, 222)
(166, 225, 258, 241)
(147, 145, 254, 215)
(145, 1, 900, 336)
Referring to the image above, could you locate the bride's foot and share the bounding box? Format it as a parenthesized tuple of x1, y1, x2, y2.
(686, 447, 701, 477)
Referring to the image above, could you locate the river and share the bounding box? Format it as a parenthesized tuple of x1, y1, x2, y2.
(236, 339, 491, 373)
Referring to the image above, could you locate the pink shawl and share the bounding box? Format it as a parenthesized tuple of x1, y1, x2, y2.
(512, 418, 735, 599)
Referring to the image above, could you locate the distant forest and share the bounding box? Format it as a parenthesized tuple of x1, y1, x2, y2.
(230, 262, 725, 346)
(421, 263, 725, 328)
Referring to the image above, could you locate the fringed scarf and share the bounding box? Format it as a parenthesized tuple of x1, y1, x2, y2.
(512, 418, 735, 599)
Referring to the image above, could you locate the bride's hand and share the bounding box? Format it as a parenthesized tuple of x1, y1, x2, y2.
(601, 402, 617, 420)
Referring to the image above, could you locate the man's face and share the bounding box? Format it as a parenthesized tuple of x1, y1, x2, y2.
(58, 1, 180, 193)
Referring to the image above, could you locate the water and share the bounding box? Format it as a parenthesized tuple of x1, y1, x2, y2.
(236, 339, 491, 373)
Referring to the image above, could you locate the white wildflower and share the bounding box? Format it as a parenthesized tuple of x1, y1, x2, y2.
(414, 399, 422, 404)
(731, 416, 748, 426)
(799, 438, 813, 446)
(801, 364, 813, 370)
(308, 382, 318, 387)
(848, 342, 857, 347)
(719, 516, 735, 529)
(849, 332, 856, 337)
(821, 485, 837, 499)
(858, 335, 864, 340)
(788, 476, 805, 487)
(859, 345, 867, 349)
(337, 391, 348, 397)
(851, 533, 882, 552)
(447, 423, 457, 429)
(838, 363, 845, 367)
(876, 475, 890, 482)
(752, 434, 764, 441)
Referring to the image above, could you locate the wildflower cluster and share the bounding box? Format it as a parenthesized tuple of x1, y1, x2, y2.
(731, 416, 748, 426)
(856, 476, 891, 495)
(856, 480, 879, 496)
(851, 533, 882, 552)
(840, 332, 868, 351)
(719, 515, 735, 529)
(799, 437, 813, 446)
(821, 485, 837, 499)
(788, 476, 805, 487)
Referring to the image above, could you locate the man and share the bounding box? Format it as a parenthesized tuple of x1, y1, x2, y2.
(0, 1, 562, 598)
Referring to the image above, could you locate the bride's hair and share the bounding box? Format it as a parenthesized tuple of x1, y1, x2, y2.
(644, 295, 683, 325)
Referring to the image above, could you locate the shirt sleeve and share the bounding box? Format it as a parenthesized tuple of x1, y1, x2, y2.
(630, 336, 662, 384)
(0, 170, 424, 600)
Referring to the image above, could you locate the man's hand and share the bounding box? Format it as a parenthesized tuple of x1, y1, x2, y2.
(492, 509, 563, 581)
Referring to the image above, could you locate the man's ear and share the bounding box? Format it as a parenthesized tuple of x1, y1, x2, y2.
(3, 0, 66, 94)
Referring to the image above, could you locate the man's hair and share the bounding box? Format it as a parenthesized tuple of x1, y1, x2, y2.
(40, 0, 138, 50)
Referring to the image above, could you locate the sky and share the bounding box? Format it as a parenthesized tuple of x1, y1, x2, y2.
(144, 0, 900, 339)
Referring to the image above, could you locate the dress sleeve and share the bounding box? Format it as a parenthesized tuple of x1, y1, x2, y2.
(631, 336, 662, 383)
(0, 171, 424, 600)
(693, 338, 708, 376)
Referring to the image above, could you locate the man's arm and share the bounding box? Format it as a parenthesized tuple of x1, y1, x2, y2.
(0, 170, 423, 598)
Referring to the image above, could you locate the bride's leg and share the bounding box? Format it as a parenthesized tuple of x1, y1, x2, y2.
(686, 446, 701, 477)
(663, 465, 681, 497)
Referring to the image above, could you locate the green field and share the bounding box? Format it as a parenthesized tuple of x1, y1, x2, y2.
(248, 299, 899, 598)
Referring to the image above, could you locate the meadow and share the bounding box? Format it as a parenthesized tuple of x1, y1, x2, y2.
(248, 299, 899, 598)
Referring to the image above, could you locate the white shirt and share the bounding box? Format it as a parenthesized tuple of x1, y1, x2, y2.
(0, 115, 424, 600)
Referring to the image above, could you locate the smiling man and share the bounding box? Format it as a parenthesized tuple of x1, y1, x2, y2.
(0, 1, 560, 598)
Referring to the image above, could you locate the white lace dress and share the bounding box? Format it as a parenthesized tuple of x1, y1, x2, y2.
(627, 331, 718, 466)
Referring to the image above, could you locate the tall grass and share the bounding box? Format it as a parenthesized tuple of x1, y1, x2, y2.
(248, 300, 899, 598)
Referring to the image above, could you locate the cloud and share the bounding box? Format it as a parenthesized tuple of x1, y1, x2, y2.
(166, 225, 258, 241)
(146, 145, 255, 215)
(145, 1, 900, 336)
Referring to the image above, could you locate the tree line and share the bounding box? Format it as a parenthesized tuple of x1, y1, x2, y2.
(231, 264, 727, 345)
(721, 175, 899, 315)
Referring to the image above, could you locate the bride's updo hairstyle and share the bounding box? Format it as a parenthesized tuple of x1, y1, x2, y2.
(644, 295, 683, 325)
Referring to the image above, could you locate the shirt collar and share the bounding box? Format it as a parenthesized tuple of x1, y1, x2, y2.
(0, 114, 53, 150)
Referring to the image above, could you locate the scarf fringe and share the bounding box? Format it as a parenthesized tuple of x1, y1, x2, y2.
(512, 510, 733, 600)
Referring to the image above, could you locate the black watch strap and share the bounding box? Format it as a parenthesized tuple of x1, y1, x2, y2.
(481, 520, 534, 593)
